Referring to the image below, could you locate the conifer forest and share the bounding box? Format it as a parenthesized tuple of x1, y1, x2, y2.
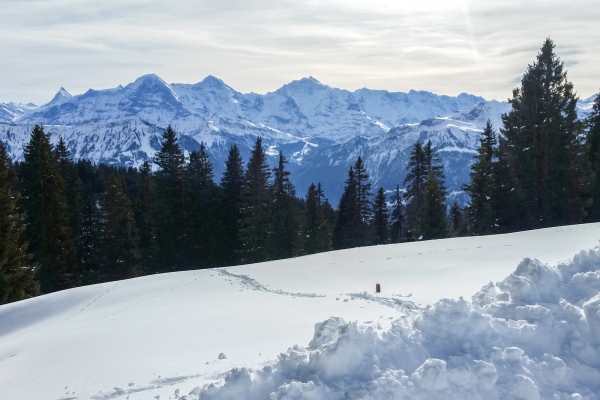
(2, 39, 600, 304)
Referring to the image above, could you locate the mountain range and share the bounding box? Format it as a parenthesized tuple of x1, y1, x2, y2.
(0, 74, 595, 204)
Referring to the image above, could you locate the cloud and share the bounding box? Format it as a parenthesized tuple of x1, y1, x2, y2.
(0, 0, 599, 104)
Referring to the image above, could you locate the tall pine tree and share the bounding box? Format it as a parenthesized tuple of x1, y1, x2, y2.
(0, 141, 39, 303)
(418, 172, 448, 240)
(221, 144, 245, 265)
(20, 125, 79, 292)
(186, 144, 219, 267)
(372, 187, 389, 245)
(303, 183, 333, 254)
(238, 137, 273, 263)
(135, 161, 158, 273)
(389, 185, 405, 243)
(501, 38, 588, 228)
(333, 157, 373, 249)
(586, 92, 600, 220)
(271, 152, 302, 259)
(98, 173, 140, 281)
(403, 142, 427, 236)
(153, 126, 186, 271)
(464, 121, 497, 235)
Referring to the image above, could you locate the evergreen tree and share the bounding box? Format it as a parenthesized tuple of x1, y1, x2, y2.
(333, 157, 374, 249)
(54, 138, 85, 272)
(501, 38, 588, 228)
(186, 144, 219, 267)
(418, 172, 448, 240)
(221, 144, 244, 265)
(586, 92, 600, 220)
(271, 152, 302, 259)
(449, 199, 466, 236)
(20, 125, 79, 292)
(238, 137, 273, 263)
(464, 121, 496, 235)
(491, 138, 519, 232)
(153, 126, 186, 270)
(98, 173, 140, 281)
(76, 160, 102, 284)
(0, 141, 39, 303)
(333, 158, 373, 249)
(372, 187, 389, 244)
(423, 140, 447, 196)
(333, 167, 359, 249)
(403, 142, 427, 236)
(354, 156, 373, 223)
(303, 183, 333, 254)
(135, 161, 157, 273)
(389, 185, 404, 243)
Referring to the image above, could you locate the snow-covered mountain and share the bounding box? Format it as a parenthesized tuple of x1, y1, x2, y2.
(0, 75, 594, 203)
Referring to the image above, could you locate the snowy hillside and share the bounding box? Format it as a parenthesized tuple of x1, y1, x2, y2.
(0, 76, 594, 203)
(1, 223, 600, 399)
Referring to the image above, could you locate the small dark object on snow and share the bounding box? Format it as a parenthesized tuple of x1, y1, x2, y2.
(376, 284, 380, 293)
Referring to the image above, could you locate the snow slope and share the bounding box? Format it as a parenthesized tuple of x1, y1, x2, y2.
(1, 223, 600, 400)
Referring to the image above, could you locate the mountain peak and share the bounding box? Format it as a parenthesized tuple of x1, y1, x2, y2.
(275, 76, 326, 96)
(131, 73, 168, 87)
(47, 87, 72, 106)
(192, 75, 230, 91)
(57, 87, 71, 97)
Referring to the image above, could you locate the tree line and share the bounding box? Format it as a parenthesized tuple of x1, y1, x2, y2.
(1, 38, 600, 304)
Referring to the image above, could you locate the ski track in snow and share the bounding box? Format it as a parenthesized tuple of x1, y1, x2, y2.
(217, 268, 326, 298)
(346, 291, 421, 316)
(65, 283, 119, 321)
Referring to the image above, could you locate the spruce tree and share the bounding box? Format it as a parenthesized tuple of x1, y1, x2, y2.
(54, 138, 85, 270)
(153, 126, 186, 270)
(423, 140, 447, 196)
(586, 92, 600, 220)
(20, 125, 79, 292)
(238, 137, 273, 263)
(464, 121, 497, 235)
(186, 144, 219, 267)
(333, 158, 373, 249)
(98, 173, 140, 281)
(76, 160, 102, 284)
(501, 38, 588, 228)
(136, 161, 158, 273)
(221, 144, 244, 265)
(389, 185, 404, 243)
(303, 183, 333, 254)
(418, 172, 448, 240)
(403, 141, 427, 236)
(372, 187, 389, 245)
(333, 167, 359, 249)
(449, 199, 466, 236)
(354, 156, 373, 223)
(271, 152, 302, 259)
(0, 141, 39, 303)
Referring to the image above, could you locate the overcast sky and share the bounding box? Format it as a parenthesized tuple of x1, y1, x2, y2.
(2, 0, 599, 105)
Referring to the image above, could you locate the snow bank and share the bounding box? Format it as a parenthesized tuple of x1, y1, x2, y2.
(192, 247, 600, 400)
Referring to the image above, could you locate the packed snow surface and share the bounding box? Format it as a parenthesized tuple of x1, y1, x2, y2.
(1, 223, 600, 399)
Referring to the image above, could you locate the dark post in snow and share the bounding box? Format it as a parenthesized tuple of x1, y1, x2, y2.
(376, 283, 380, 293)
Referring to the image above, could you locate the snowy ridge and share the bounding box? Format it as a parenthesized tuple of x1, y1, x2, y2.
(0, 75, 594, 203)
(198, 248, 600, 400)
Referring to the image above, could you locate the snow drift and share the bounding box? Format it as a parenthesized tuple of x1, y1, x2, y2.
(194, 247, 600, 400)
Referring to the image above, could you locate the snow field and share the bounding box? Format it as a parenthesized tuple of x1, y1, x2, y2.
(0, 223, 600, 399)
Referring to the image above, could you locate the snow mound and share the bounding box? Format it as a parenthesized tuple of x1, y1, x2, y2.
(192, 247, 600, 400)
